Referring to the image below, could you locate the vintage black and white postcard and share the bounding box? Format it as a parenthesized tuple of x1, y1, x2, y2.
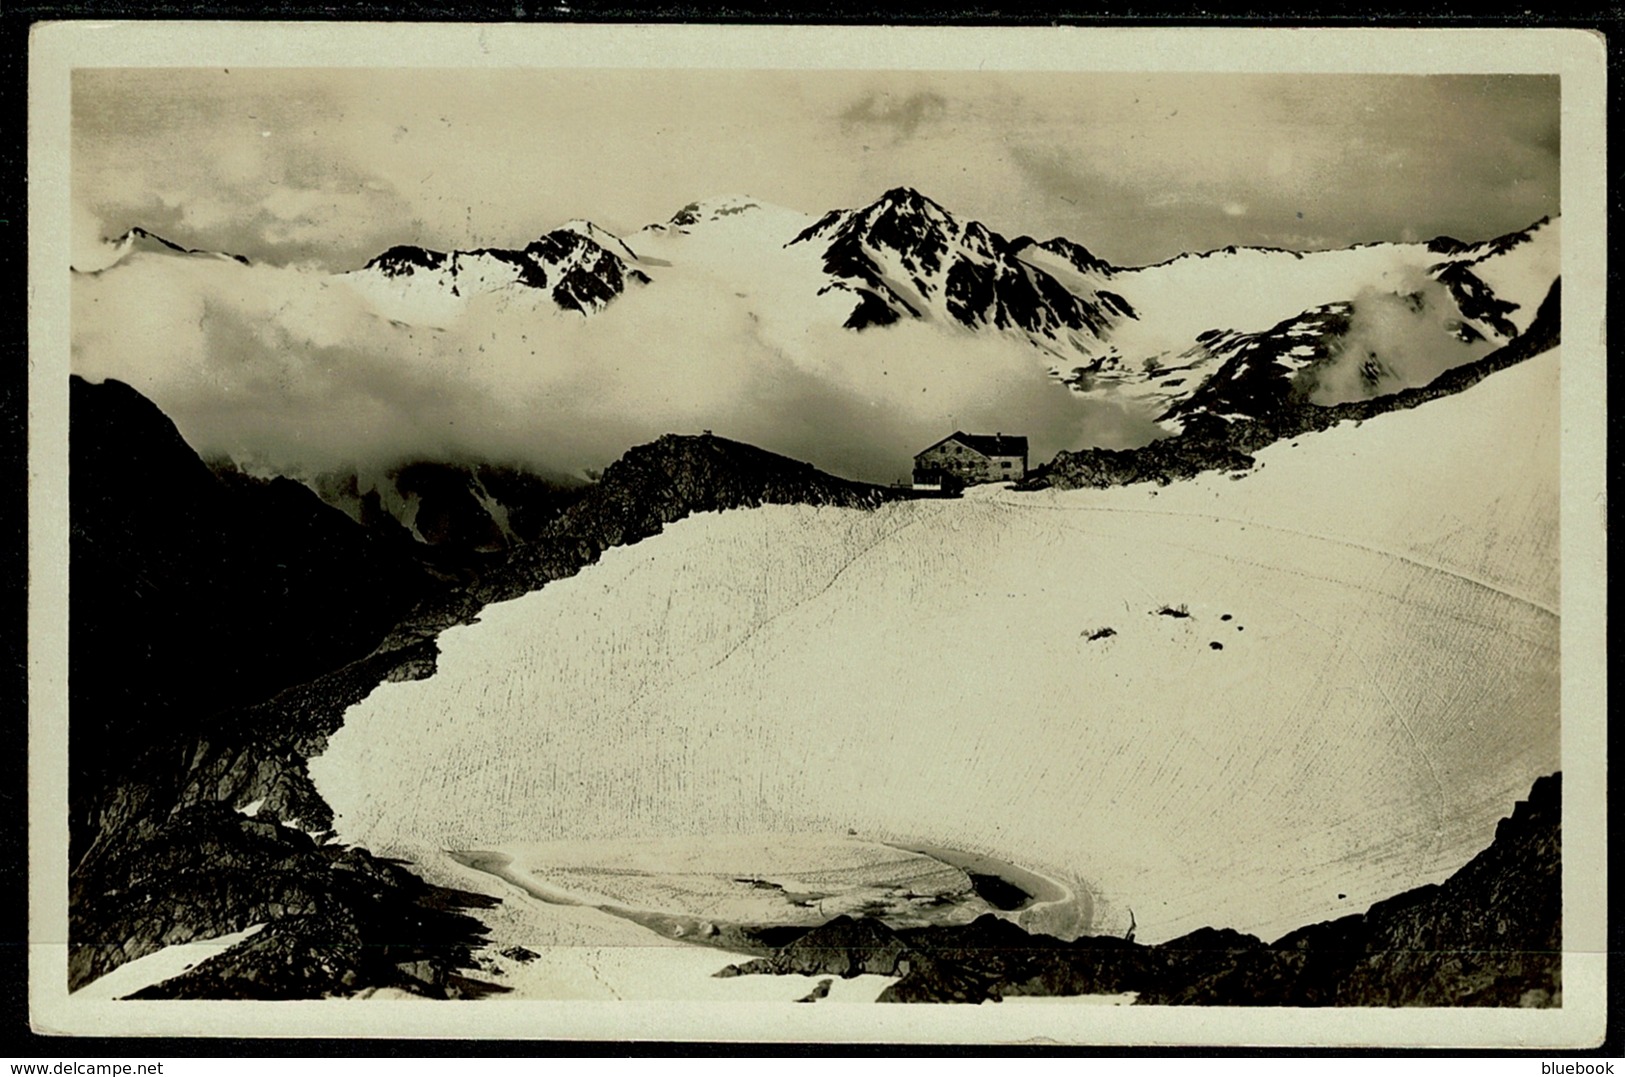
(26, 22, 1608, 1046)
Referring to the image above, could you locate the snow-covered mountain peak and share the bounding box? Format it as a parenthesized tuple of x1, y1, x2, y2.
(783, 186, 1134, 348)
(876, 184, 940, 208)
(626, 198, 819, 284)
(520, 227, 593, 261)
(1426, 214, 1556, 263)
(78, 195, 1559, 461)
(862, 185, 958, 227)
(1062, 212, 1561, 432)
(790, 185, 965, 258)
(361, 244, 448, 277)
(661, 194, 775, 231)
(557, 219, 641, 264)
(1425, 215, 1559, 339)
(73, 225, 252, 274)
(119, 226, 250, 265)
(342, 225, 651, 326)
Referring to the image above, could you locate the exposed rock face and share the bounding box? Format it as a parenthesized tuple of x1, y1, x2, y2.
(1264, 772, 1562, 1007)
(1435, 261, 1521, 340)
(716, 773, 1561, 1006)
(797, 978, 834, 1002)
(1152, 303, 1353, 427)
(64, 409, 492, 997)
(67, 637, 479, 992)
(1027, 235, 1117, 278)
(719, 915, 913, 980)
(362, 244, 449, 277)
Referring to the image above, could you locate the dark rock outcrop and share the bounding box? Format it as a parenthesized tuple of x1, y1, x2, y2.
(362, 244, 449, 277)
(719, 915, 913, 980)
(1155, 303, 1352, 428)
(797, 978, 833, 1002)
(1433, 260, 1522, 340)
(78, 803, 501, 1000)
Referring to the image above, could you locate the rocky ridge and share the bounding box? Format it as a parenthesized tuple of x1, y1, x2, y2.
(350, 225, 652, 316)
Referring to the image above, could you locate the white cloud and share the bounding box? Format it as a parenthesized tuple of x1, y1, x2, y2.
(71, 256, 1158, 483)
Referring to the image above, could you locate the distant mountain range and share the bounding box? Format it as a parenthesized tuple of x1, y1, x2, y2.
(76, 187, 1560, 440)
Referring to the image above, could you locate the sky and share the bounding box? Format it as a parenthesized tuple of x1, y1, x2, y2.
(72, 69, 1560, 270)
(68, 67, 1562, 483)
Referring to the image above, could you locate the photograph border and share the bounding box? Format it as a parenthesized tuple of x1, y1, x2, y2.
(23, 19, 1611, 1048)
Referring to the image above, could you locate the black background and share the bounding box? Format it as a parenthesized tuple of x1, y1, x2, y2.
(1, 3, 1619, 1058)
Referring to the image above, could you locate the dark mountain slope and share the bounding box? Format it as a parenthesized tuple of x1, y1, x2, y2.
(69, 385, 905, 997)
(68, 376, 432, 859)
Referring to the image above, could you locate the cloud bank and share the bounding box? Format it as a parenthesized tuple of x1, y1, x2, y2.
(71, 255, 1158, 484)
(1296, 272, 1496, 406)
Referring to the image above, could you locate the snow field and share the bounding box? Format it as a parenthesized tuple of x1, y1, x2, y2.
(309, 349, 1559, 948)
